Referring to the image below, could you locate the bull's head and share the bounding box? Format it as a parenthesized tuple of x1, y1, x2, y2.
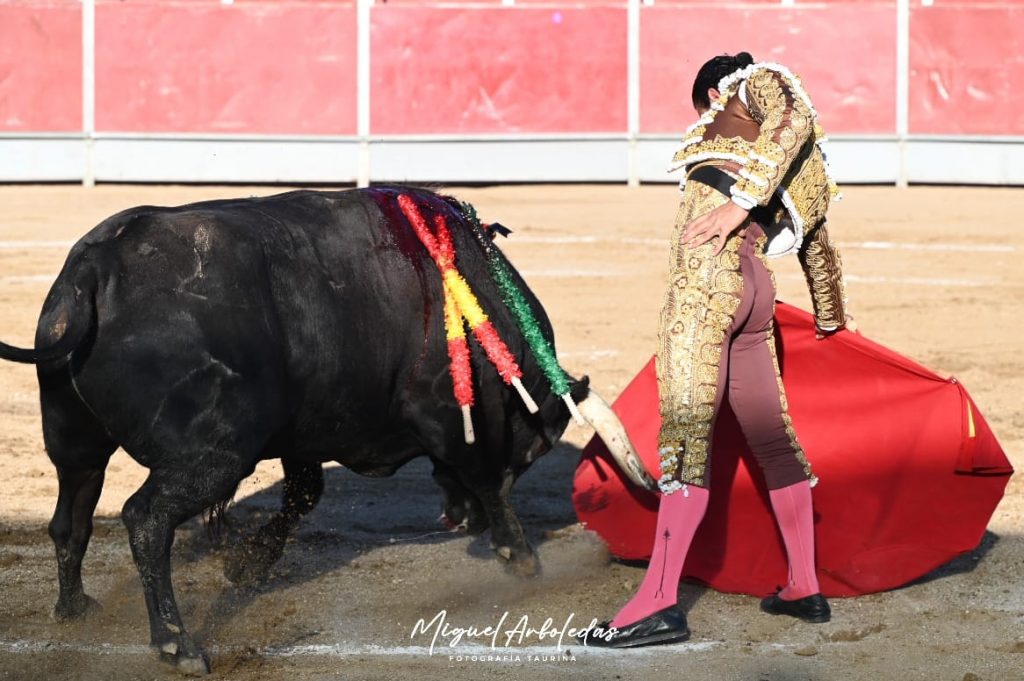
(520, 375, 656, 492)
(455, 373, 655, 576)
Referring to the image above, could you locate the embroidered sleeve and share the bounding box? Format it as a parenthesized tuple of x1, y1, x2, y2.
(730, 68, 815, 208)
(797, 221, 847, 331)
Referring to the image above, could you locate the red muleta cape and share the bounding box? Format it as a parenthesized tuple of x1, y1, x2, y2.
(573, 301, 1013, 597)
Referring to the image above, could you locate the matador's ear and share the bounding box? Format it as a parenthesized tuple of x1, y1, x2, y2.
(569, 375, 591, 403)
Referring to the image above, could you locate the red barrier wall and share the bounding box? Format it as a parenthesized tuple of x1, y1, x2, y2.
(910, 3, 1024, 135)
(639, 4, 897, 134)
(95, 0, 358, 134)
(370, 7, 628, 134)
(2, 1, 1024, 137)
(0, 1, 81, 132)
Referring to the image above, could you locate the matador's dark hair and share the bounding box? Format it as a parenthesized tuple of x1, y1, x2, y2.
(691, 52, 755, 110)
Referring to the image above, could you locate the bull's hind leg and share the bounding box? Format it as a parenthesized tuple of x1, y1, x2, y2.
(39, 366, 117, 621)
(49, 466, 110, 620)
(223, 458, 323, 586)
(122, 451, 253, 676)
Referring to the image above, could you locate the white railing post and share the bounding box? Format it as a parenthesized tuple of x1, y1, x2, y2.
(82, 0, 96, 186)
(896, 0, 910, 188)
(626, 0, 641, 186)
(357, 0, 372, 187)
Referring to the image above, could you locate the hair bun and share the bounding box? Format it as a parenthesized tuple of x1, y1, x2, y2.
(692, 50, 756, 109)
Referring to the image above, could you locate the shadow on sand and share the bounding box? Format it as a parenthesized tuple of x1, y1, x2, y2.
(166, 441, 587, 642)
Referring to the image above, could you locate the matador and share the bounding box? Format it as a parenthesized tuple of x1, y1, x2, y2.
(590, 52, 854, 648)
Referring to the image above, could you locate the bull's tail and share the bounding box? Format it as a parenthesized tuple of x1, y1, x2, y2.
(0, 267, 96, 365)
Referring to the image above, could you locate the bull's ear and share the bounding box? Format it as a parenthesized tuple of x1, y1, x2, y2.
(569, 375, 591, 403)
(486, 222, 513, 239)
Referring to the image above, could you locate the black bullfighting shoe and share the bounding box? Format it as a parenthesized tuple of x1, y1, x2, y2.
(760, 591, 831, 623)
(580, 606, 690, 648)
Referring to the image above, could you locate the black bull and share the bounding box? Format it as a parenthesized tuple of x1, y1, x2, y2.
(0, 186, 653, 674)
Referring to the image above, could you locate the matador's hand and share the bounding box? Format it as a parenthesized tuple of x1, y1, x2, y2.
(682, 201, 750, 255)
(815, 315, 860, 340)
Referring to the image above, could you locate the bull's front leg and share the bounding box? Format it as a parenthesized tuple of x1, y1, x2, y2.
(474, 470, 540, 578)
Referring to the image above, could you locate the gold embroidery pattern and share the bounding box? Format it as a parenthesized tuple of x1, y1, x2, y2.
(763, 321, 818, 486)
(656, 182, 746, 493)
(736, 68, 814, 206)
(778, 145, 832, 233)
(798, 222, 847, 330)
(672, 135, 757, 170)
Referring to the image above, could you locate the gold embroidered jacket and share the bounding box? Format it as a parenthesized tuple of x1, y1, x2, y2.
(669, 63, 848, 330)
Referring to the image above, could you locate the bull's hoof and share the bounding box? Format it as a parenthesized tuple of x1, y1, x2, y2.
(157, 636, 211, 676)
(51, 593, 102, 622)
(159, 650, 210, 677)
(440, 503, 489, 536)
(440, 511, 489, 536)
(176, 654, 210, 677)
(495, 546, 541, 578)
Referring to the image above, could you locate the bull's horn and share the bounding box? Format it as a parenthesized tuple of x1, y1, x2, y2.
(577, 391, 658, 492)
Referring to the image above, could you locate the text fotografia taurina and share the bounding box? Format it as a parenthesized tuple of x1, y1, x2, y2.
(449, 652, 578, 664)
(410, 610, 616, 654)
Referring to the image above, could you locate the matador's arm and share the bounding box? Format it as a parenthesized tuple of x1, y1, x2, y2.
(797, 220, 848, 332)
(729, 68, 815, 210)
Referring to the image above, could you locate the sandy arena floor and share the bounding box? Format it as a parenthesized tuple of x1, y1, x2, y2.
(0, 183, 1021, 681)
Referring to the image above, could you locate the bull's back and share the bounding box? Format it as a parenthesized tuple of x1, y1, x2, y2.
(60, 190, 443, 460)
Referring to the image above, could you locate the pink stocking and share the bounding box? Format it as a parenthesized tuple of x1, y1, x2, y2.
(610, 486, 710, 628)
(768, 480, 821, 600)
